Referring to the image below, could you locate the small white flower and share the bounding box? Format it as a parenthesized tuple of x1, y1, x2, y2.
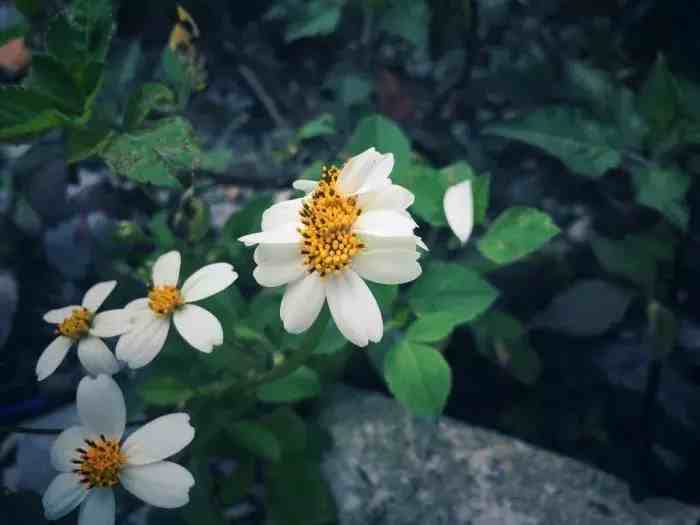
(443, 180, 474, 244)
(116, 251, 238, 369)
(42, 375, 195, 524)
(239, 147, 424, 347)
(37, 281, 131, 381)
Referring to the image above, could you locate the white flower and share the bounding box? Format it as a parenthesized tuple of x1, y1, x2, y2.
(443, 180, 474, 244)
(239, 147, 424, 347)
(116, 251, 238, 369)
(37, 281, 131, 381)
(42, 375, 195, 524)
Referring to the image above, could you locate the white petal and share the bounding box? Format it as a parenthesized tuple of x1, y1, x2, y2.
(36, 336, 73, 381)
(77, 336, 121, 376)
(90, 310, 132, 338)
(253, 259, 306, 287)
(261, 198, 304, 231)
(352, 250, 422, 285)
(181, 263, 238, 303)
(360, 233, 421, 252)
(292, 179, 318, 193)
(280, 273, 326, 334)
(51, 426, 89, 472)
(152, 251, 181, 287)
(326, 270, 383, 347)
(123, 413, 195, 466)
(42, 473, 88, 521)
(238, 224, 301, 247)
(120, 461, 195, 509)
(44, 305, 81, 324)
(415, 235, 429, 251)
(444, 180, 474, 244)
(124, 298, 150, 312)
(358, 184, 414, 211)
(81, 281, 116, 312)
(77, 375, 126, 440)
(78, 488, 114, 525)
(353, 210, 417, 237)
(115, 313, 170, 369)
(173, 304, 223, 353)
(254, 242, 303, 265)
(340, 150, 395, 195)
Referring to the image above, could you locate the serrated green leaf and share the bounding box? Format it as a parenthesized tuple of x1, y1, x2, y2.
(227, 421, 282, 462)
(477, 207, 559, 265)
(345, 114, 412, 174)
(257, 366, 322, 403)
(484, 106, 622, 178)
(633, 167, 689, 231)
(384, 340, 451, 417)
(140, 376, 195, 406)
(405, 312, 464, 343)
(124, 82, 177, 129)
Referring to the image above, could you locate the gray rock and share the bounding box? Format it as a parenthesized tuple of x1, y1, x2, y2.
(320, 387, 700, 525)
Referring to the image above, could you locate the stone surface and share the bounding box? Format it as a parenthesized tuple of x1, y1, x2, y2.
(319, 386, 700, 525)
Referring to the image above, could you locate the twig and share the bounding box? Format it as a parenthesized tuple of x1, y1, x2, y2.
(237, 65, 290, 129)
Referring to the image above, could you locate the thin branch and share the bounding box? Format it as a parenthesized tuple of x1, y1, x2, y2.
(237, 65, 290, 130)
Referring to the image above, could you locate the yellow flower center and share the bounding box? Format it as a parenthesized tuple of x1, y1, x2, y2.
(73, 435, 126, 488)
(57, 307, 92, 339)
(299, 165, 364, 277)
(148, 285, 183, 316)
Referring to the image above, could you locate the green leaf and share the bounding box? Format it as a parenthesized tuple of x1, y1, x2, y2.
(25, 54, 83, 113)
(298, 113, 335, 140)
(15, 0, 41, 17)
(384, 340, 451, 417)
(0, 86, 69, 140)
(219, 455, 255, 505)
(345, 114, 412, 174)
(47, 15, 88, 65)
(140, 376, 195, 406)
(632, 167, 690, 231)
(484, 106, 622, 178)
(405, 312, 465, 343)
(260, 407, 309, 456)
(101, 116, 201, 187)
(379, 0, 429, 50)
(124, 83, 177, 130)
(66, 123, 114, 163)
(477, 206, 559, 264)
(285, 0, 343, 43)
(221, 194, 274, 239)
(181, 457, 227, 525)
(257, 366, 322, 403)
(227, 421, 282, 462)
(591, 233, 658, 288)
(408, 261, 498, 323)
(160, 48, 193, 108)
(639, 54, 680, 141)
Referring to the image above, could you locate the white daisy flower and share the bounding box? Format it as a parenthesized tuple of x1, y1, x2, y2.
(443, 180, 474, 244)
(116, 251, 238, 369)
(239, 147, 424, 347)
(42, 375, 195, 524)
(37, 281, 131, 381)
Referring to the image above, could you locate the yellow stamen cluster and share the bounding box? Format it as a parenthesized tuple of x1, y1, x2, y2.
(299, 165, 364, 277)
(57, 308, 92, 339)
(73, 435, 126, 488)
(148, 285, 183, 316)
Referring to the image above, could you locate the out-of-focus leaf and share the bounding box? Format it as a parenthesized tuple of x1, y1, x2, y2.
(639, 54, 680, 142)
(66, 123, 114, 163)
(124, 82, 177, 129)
(15, 0, 41, 17)
(647, 301, 677, 360)
(227, 420, 282, 462)
(477, 207, 559, 265)
(0, 87, 69, 140)
(405, 312, 464, 343)
(140, 376, 195, 406)
(592, 233, 661, 289)
(379, 0, 429, 50)
(325, 73, 372, 106)
(257, 366, 322, 403)
(160, 48, 193, 108)
(260, 407, 309, 456)
(0, 271, 18, 350)
(0, 21, 28, 48)
(181, 457, 227, 525)
(284, 0, 344, 43)
(298, 113, 335, 140)
(345, 114, 412, 173)
(632, 167, 690, 231)
(219, 456, 255, 505)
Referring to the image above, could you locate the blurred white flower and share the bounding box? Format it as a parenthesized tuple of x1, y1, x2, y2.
(42, 375, 195, 524)
(239, 147, 424, 347)
(116, 251, 238, 368)
(37, 281, 130, 381)
(443, 180, 474, 244)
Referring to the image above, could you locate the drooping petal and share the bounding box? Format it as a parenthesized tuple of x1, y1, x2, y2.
(280, 273, 326, 334)
(173, 304, 223, 353)
(124, 298, 150, 312)
(353, 209, 417, 237)
(443, 180, 474, 244)
(115, 314, 170, 369)
(78, 488, 114, 525)
(81, 281, 117, 312)
(253, 259, 306, 287)
(77, 375, 126, 440)
(120, 461, 195, 509)
(238, 224, 301, 247)
(77, 336, 121, 376)
(90, 310, 132, 338)
(358, 184, 414, 211)
(42, 473, 88, 521)
(352, 249, 422, 285)
(43, 305, 81, 324)
(36, 336, 73, 381)
(292, 179, 318, 193)
(326, 270, 382, 347)
(254, 242, 303, 265)
(51, 426, 89, 472)
(123, 413, 195, 466)
(261, 198, 304, 231)
(152, 251, 181, 287)
(180, 263, 238, 303)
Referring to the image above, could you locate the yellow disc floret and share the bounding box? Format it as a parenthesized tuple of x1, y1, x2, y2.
(73, 435, 126, 488)
(148, 285, 183, 316)
(57, 307, 92, 339)
(299, 165, 364, 277)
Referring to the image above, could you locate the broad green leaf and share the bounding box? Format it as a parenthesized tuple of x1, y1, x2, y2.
(66, 123, 114, 163)
(25, 54, 83, 114)
(477, 207, 558, 264)
(257, 366, 322, 403)
(492, 338, 542, 385)
(0, 87, 70, 140)
(260, 407, 309, 456)
(285, 0, 343, 42)
(484, 106, 622, 178)
(298, 113, 335, 140)
(101, 116, 201, 187)
(379, 0, 429, 50)
(405, 312, 465, 343)
(408, 261, 498, 323)
(632, 167, 689, 231)
(46, 15, 88, 65)
(472, 309, 525, 342)
(227, 421, 282, 462)
(591, 233, 658, 288)
(325, 73, 372, 106)
(140, 376, 195, 406)
(345, 114, 412, 174)
(384, 340, 451, 417)
(639, 55, 680, 142)
(71, 0, 114, 62)
(124, 83, 177, 130)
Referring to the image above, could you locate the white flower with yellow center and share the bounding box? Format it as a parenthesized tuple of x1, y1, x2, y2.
(42, 375, 195, 524)
(239, 147, 424, 347)
(116, 251, 238, 368)
(37, 281, 131, 381)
